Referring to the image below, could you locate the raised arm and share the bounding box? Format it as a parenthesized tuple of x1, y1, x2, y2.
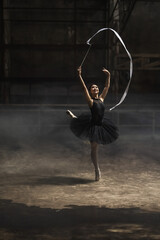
(99, 67, 110, 101)
(77, 66, 93, 108)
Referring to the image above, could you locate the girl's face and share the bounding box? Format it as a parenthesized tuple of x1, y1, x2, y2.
(90, 84, 99, 97)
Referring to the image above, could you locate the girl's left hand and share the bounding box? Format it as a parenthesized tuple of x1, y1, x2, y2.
(102, 67, 110, 75)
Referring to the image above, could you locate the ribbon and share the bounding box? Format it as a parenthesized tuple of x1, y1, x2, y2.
(80, 28, 133, 111)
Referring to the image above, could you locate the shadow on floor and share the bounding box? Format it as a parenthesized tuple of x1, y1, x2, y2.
(0, 199, 160, 240)
(1, 175, 95, 186)
(31, 176, 95, 186)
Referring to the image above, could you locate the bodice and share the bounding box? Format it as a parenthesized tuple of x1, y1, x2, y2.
(90, 99, 105, 125)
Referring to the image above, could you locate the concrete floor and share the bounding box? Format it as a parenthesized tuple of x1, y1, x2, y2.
(0, 136, 160, 240)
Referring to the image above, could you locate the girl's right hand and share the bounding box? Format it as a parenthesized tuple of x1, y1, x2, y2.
(77, 66, 82, 75)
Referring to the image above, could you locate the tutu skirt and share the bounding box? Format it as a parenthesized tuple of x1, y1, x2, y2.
(70, 113, 119, 145)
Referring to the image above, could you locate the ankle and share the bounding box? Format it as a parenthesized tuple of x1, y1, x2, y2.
(95, 168, 101, 181)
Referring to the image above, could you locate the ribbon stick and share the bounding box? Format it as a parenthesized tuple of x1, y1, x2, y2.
(80, 44, 92, 67)
(80, 28, 133, 111)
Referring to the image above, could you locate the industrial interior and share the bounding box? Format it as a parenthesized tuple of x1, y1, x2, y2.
(0, 0, 160, 239)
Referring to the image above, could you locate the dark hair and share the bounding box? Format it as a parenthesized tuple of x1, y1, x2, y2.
(88, 84, 99, 93)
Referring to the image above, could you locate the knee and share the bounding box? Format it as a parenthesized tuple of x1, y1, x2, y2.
(91, 148, 96, 155)
(91, 143, 98, 155)
(91, 142, 98, 150)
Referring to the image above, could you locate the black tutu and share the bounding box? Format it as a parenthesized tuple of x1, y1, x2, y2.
(70, 112, 119, 145)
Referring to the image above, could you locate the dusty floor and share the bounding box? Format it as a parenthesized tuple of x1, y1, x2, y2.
(0, 136, 160, 240)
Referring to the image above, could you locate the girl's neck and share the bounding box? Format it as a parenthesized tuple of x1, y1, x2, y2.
(92, 97, 99, 100)
(92, 94, 99, 99)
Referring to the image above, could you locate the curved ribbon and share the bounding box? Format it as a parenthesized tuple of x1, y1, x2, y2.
(80, 28, 133, 111)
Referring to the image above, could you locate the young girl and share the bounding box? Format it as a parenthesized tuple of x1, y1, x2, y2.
(67, 66, 118, 181)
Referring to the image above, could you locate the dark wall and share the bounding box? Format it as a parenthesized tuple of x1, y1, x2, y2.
(0, 0, 160, 104)
(123, 1, 160, 93)
(124, 1, 160, 53)
(1, 0, 109, 103)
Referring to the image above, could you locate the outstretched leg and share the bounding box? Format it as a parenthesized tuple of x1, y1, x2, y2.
(66, 110, 77, 118)
(90, 142, 101, 181)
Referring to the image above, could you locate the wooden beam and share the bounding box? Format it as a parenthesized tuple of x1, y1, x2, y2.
(115, 54, 160, 70)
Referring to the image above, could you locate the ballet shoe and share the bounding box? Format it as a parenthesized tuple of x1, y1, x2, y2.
(66, 110, 73, 118)
(95, 168, 101, 181)
(66, 110, 77, 118)
(66, 110, 71, 115)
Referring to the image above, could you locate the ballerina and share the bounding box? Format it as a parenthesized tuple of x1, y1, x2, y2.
(67, 66, 119, 181)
